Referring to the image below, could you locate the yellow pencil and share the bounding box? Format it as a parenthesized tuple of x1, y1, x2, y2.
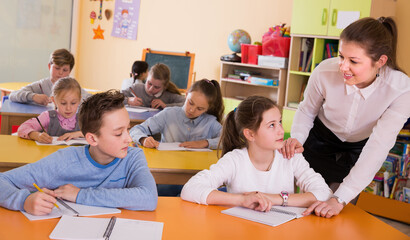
(32, 183, 59, 209)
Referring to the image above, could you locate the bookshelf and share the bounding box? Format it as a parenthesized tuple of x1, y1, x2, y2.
(219, 62, 287, 110)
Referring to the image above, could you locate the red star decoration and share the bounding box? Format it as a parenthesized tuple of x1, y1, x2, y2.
(93, 25, 104, 39)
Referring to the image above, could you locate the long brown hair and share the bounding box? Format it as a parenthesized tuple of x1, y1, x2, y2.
(188, 79, 224, 123)
(340, 17, 402, 72)
(149, 63, 181, 95)
(218, 96, 277, 157)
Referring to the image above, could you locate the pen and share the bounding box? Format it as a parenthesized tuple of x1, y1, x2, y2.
(103, 216, 117, 240)
(148, 126, 153, 137)
(39, 84, 44, 94)
(35, 117, 47, 133)
(32, 183, 59, 209)
(56, 198, 80, 216)
(129, 87, 142, 105)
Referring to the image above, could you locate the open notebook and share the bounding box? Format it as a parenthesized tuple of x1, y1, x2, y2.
(157, 142, 212, 152)
(125, 105, 160, 113)
(21, 200, 121, 221)
(49, 215, 164, 240)
(221, 206, 308, 227)
(36, 137, 88, 146)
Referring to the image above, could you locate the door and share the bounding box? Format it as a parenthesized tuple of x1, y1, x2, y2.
(291, 0, 331, 36)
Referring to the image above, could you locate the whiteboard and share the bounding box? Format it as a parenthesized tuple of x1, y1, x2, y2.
(0, 0, 73, 83)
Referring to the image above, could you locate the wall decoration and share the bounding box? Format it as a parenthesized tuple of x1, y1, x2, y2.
(111, 0, 140, 40)
(105, 9, 112, 20)
(93, 24, 104, 39)
(90, 11, 96, 24)
(98, 0, 103, 20)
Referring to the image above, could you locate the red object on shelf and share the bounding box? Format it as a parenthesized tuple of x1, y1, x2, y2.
(241, 44, 262, 65)
(262, 37, 291, 58)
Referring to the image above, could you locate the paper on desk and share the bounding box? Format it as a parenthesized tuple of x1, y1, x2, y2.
(21, 201, 121, 221)
(49, 215, 164, 240)
(125, 105, 160, 113)
(35, 137, 88, 146)
(157, 142, 212, 152)
(222, 206, 307, 227)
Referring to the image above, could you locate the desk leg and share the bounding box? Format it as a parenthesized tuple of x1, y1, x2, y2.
(0, 115, 11, 135)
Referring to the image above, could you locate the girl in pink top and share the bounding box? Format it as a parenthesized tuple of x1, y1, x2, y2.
(17, 77, 84, 144)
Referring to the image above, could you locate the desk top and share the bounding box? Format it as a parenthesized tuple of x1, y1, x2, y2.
(0, 82, 32, 92)
(0, 197, 407, 240)
(0, 135, 218, 171)
(0, 99, 157, 122)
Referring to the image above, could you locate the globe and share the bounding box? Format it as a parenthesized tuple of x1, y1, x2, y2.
(227, 29, 251, 53)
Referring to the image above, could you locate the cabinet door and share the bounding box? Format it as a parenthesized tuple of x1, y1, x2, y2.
(291, 0, 331, 36)
(327, 0, 371, 36)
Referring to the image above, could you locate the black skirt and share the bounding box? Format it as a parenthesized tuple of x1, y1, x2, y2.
(303, 118, 368, 183)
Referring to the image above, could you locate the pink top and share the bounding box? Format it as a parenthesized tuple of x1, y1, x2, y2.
(17, 111, 78, 139)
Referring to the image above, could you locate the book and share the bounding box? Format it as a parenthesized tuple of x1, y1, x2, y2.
(157, 142, 212, 152)
(21, 200, 121, 221)
(221, 206, 307, 227)
(125, 105, 160, 113)
(35, 137, 88, 146)
(49, 215, 164, 240)
(247, 76, 279, 86)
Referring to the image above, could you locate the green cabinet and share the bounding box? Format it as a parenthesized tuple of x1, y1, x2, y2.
(291, 0, 395, 37)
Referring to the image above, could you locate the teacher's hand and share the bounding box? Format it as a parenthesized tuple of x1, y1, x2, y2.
(279, 138, 304, 159)
(303, 198, 344, 218)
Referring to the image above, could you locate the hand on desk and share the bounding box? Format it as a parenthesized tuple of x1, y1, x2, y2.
(151, 99, 166, 109)
(58, 131, 84, 141)
(29, 131, 53, 144)
(179, 140, 209, 149)
(141, 136, 159, 148)
(33, 94, 51, 106)
(24, 188, 57, 215)
(128, 97, 143, 106)
(54, 184, 80, 203)
(279, 138, 304, 159)
(303, 198, 344, 218)
(241, 191, 273, 212)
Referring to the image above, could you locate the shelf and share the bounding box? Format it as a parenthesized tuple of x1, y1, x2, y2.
(220, 61, 285, 70)
(220, 78, 279, 89)
(289, 71, 311, 76)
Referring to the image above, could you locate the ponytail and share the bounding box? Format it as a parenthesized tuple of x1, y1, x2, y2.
(218, 110, 245, 158)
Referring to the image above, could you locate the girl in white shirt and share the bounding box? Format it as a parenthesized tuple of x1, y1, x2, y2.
(282, 17, 410, 218)
(181, 96, 332, 212)
(121, 61, 148, 91)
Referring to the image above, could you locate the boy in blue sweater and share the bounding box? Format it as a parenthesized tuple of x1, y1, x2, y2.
(0, 90, 158, 215)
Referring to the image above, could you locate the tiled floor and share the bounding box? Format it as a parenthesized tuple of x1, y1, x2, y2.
(374, 215, 410, 236)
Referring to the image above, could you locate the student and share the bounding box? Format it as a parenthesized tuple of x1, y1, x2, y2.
(130, 79, 224, 150)
(0, 90, 158, 215)
(9, 48, 90, 105)
(281, 17, 410, 217)
(121, 60, 149, 91)
(17, 77, 84, 143)
(181, 96, 332, 212)
(122, 63, 185, 109)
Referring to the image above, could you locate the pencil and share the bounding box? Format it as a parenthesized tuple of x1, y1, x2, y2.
(35, 117, 47, 133)
(39, 84, 44, 94)
(32, 183, 60, 209)
(129, 87, 138, 97)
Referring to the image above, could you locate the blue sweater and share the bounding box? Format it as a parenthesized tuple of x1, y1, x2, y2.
(130, 106, 222, 149)
(0, 146, 158, 211)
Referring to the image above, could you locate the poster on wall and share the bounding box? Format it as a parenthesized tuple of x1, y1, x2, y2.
(111, 0, 141, 40)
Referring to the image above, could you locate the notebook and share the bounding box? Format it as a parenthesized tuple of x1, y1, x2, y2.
(125, 105, 160, 113)
(49, 215, 164, 240)
(21, 200, 121, 221)
(221, 206, 308, 227)
(157, 142, 212, 152)
(36, 137, 88, 146)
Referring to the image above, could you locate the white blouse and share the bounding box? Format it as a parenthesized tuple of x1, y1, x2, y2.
(292, 57, 410, 203)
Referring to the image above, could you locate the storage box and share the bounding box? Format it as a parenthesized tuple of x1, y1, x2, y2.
(357, 191, 410, 224)
(247, 76, 279, 86)
(258, 55, 288, 68)
(262, 37, 291, 58)
(241, 44, 262, 65)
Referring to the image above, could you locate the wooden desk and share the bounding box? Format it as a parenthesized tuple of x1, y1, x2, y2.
(0, 99, 157, 134)
(0, 197, 407, 240)
(0, 136, 218, 184)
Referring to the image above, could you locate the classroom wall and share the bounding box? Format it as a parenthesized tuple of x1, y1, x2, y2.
(73, 0, 293, 90)
(74, 1, 410, 91)
(395, 0, 410, 74)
